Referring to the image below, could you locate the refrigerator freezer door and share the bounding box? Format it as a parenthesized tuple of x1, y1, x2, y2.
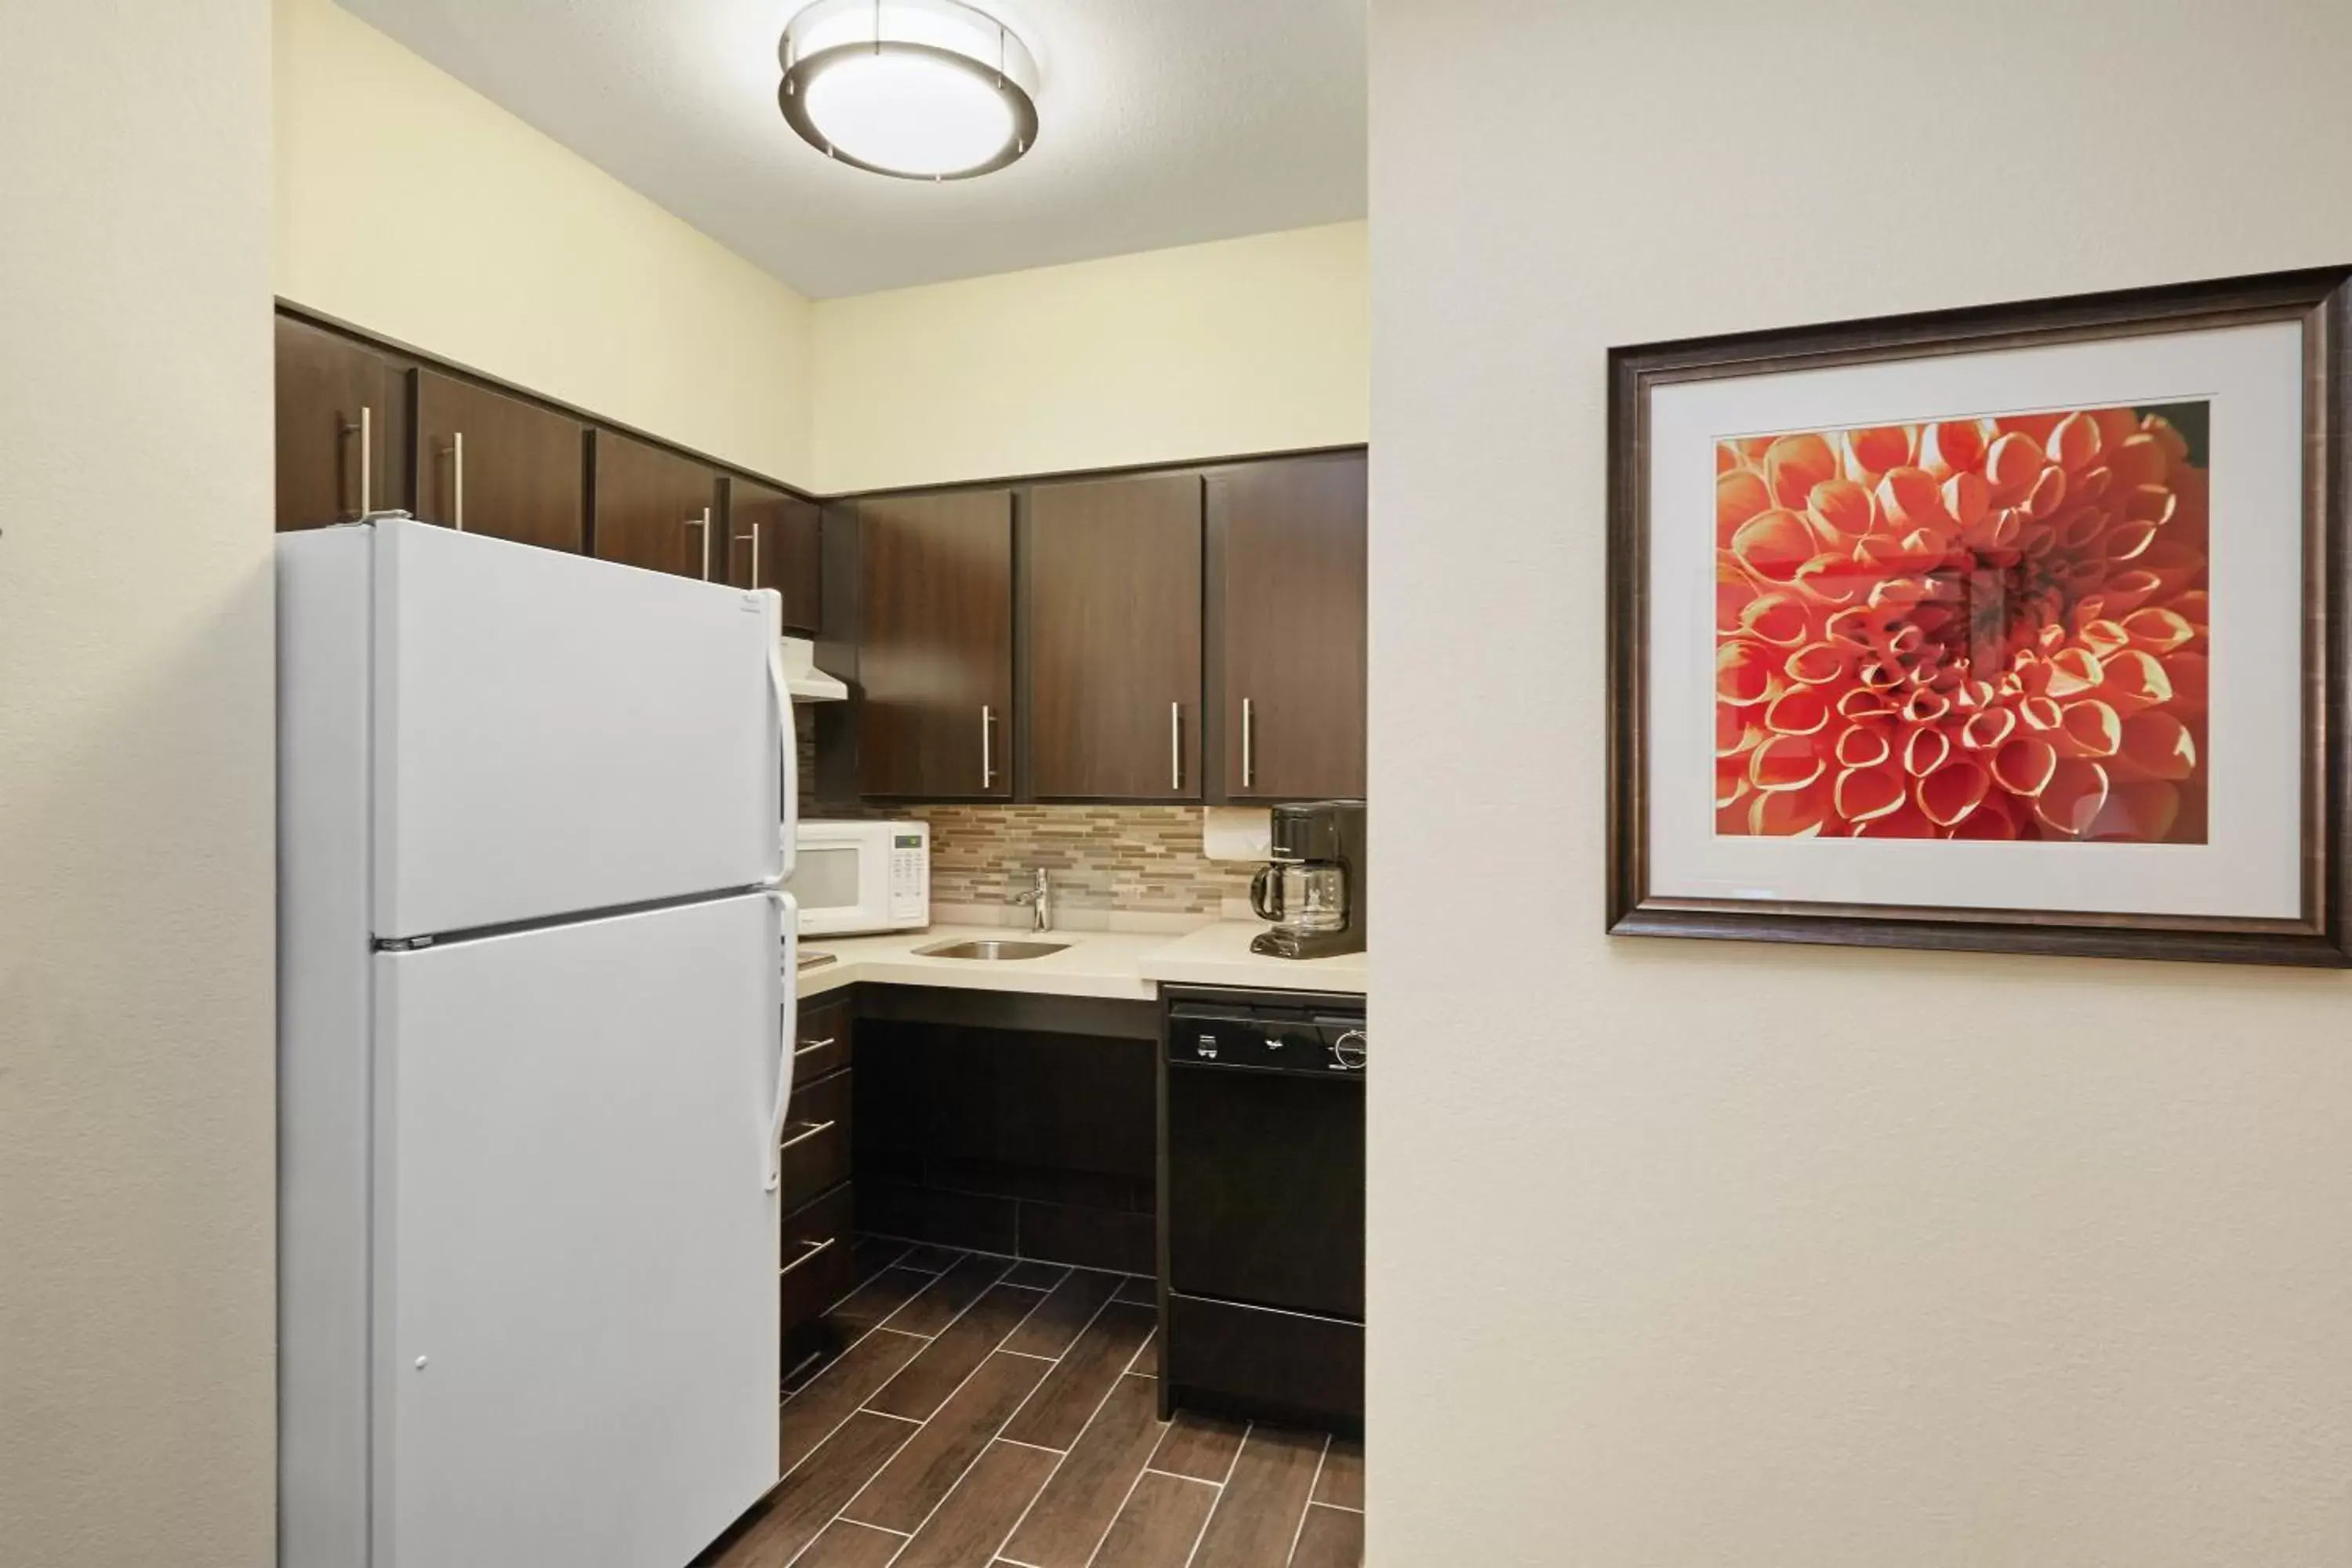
(372, 519, 783, 940)
(373, 893, 781, 1568)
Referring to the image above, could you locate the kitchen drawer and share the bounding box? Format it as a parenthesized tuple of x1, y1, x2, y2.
(1165, 1290, 1361, 1425)
(793, 993, 853, 1083)
(779, 1181, 855, 1344)
(777, 1065, 852, 1214)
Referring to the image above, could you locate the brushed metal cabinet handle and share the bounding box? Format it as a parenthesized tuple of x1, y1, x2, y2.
(684, 507, 712, 580)
(776, 1117, 837, 1152)
(734, 522, 761, 587)
(779, 1235, 837, 1278)
(1171, 701, 1181, 792)
(793, 1036, 837, 1058)
(1241, 696, 1254, 790)
(358, 405, 372, 517)
(981, 704, 995, 789)
(450, 430, 466, 532)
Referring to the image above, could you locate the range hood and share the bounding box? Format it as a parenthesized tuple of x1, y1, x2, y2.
(779, 636, 848, 702)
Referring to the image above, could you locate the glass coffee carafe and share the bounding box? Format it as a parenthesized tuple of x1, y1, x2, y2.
(1250, 860, 1348, 935)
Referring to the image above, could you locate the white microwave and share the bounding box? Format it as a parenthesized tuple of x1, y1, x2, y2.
(785, 819, 929, 935)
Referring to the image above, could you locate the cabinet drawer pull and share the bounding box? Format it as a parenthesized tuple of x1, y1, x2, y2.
(777, 1117, 837, 1152)
(981, 704, 996, 789)
(779, 1235, 837, 1278)
(685, 506, 712, 580)
(1241, 696, 1255, 789)
(732, 521, 760, 587)
(793, 1036, 837, 1057)
(452, 430, 466, 532)
(339, 406, 376, 520)
(1171, 701, 1181, 791)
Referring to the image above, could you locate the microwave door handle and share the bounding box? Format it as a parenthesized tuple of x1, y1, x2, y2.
(766, 614, 797, 880)
(764, 889, 798, 1192)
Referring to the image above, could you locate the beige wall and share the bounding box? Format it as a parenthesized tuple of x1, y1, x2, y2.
(1370, 2, 2352, 1563)
(811, 222, 1368, 492)
(273, 0, 815, 487)
(0, 2, 277, 1564)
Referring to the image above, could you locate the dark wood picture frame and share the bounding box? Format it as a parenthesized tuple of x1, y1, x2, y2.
(1606, 267, 2352, 966)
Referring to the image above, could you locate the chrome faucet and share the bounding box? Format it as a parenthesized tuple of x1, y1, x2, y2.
(1006, 866, 1053, 932)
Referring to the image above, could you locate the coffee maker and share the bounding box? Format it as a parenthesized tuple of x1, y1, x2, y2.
(1249, 800, 1367, 959)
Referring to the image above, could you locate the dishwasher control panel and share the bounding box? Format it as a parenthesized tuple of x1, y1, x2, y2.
(1167, 998, 1366, 1075)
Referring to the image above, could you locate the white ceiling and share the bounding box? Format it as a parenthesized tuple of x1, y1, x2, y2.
(340, 0, 1368, 299)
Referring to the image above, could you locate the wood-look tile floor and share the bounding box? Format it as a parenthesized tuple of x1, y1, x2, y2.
(694, 1238, 1363, 1568)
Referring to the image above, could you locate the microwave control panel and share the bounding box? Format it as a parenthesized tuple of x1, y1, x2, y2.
(887, 831, 929, 920)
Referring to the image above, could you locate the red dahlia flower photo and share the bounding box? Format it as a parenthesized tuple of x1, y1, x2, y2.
(1714, 403, 2210, 841)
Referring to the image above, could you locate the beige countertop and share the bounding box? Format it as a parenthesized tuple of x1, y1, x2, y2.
(794, 920, 1367, 1002)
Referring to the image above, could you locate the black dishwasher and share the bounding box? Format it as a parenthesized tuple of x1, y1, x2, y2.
(1157, 984, 1364, 1427)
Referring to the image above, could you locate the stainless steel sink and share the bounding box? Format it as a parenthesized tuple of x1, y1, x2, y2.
(912, 938, 1071, 961)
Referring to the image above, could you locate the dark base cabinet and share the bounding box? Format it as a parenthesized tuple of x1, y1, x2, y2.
(844, 985, 1160, 1272)
(778, 989, 858, 1363)
(778, 1182, 856, 1361)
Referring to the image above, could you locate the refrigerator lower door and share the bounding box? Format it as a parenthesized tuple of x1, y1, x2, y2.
(368, 517, 785, 940)
(372, 893, 782, 1568)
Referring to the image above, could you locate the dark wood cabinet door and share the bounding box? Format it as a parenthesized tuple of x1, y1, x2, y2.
(726, 476, 822, 633)
(1026, 474, 1203, 800)
(274, 317, 408, 531)
(857, 490, 1014, 797)
(1210, 453, 1367, 801)
(590, 430, 721, 581)
(412, 368, 585, 552)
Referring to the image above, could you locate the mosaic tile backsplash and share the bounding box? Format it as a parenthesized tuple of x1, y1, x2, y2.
(916, 804, 1254, 917)
(796, 731, 1253, 919)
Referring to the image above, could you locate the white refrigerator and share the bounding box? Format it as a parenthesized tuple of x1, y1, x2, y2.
(278, 518, 800, 1568)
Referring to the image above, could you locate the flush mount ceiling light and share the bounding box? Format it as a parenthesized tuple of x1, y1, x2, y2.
(778, 0, 1040, 181)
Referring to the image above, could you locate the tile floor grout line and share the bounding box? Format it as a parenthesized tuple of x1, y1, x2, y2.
(1079, 1455, 1154, 1568)
(1280, 1433, 1334, 1568)
(1214, 1424, 1252, 1487)
(869, 1250, 1018, 1341)
(1305, 1500, 1363, 1515)
(775, 1334, 923, 1495)
(783, 1240, 918, 1398)
(1174, 1422, 1254, 1568)
(782, 1247, 1018, 1564)
(993, 1285, 1128, 1439)
(838, 1257, 1049, 1546)
(817, 1240, 916, 1312)
(989, 1290, 1151, 1568)
(869, 1371, 1055, 1566)
(993, 1436, 1067, 1455)
(1140, 1465, 1224, 1489)
(986, 1260, 1099, 1367)
(775, 1322, 939, 1486)
(775, 1416, 925, 1568)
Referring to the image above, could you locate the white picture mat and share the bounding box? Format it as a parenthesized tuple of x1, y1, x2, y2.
(1646, 320, 2306, 920)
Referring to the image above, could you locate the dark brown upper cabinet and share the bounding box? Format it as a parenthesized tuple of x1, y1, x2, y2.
(413, 368, 586, 553)
(274, 316, 408, 532)
(1025, 474, 1204, 800)
(856, 490, 1014, 798)
(1208, 452, 1367, 802)
(590, 430, 722, 582)
(726, 476, 822, 635)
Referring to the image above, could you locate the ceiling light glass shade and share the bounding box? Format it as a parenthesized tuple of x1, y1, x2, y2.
(779, 0, 1040, 181)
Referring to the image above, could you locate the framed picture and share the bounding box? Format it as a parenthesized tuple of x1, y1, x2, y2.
(1606, 268, 2350, 965)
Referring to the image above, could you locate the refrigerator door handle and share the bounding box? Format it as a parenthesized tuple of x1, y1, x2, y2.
(765, 603, 797, 882)
(764, 889, 799, 1192)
